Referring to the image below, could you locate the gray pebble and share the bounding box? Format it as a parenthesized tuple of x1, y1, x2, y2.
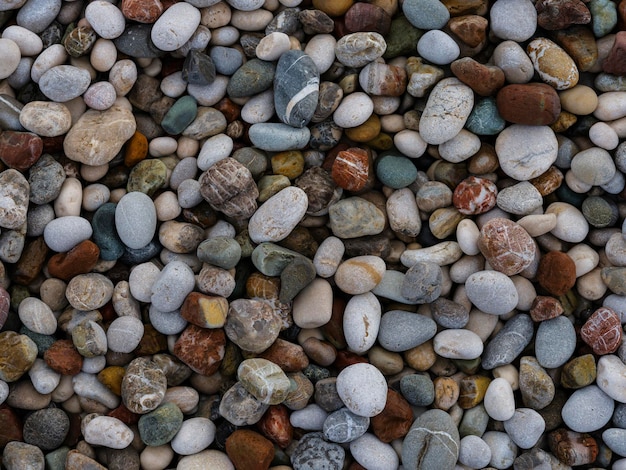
(377, 310, 437, 352)
(482, 431, 518, 469)
(197, 237, 242, 270)
(39, 65, 91, 102)
(402, 409, 460, 470)
(458, 435, 492, 469)
(150, 261, 195, 312)
(28, 154, 65, 205)
(26, 204, 55, 237)
(149, 305, 188, 335)
(603, 428, 626, 457)
(535, 316, 576, 369)
(496, 181, 544, 215)
(482, 314, 534, 370)
(503, 408, 545, 449)
(401, 261, 442, 303)
(291, 432, 345, 470)
(43, 216, 93, 253)
(3, 442, 44, 470)
(400, 374, 434, 407)
(430, 298, 469, 328)
(323, 407, 370, 443)
(16, 0, 61, 33)
(561, 385, 614, 432)
(23, 408, 70, 450)
(210, 46, 244, 75)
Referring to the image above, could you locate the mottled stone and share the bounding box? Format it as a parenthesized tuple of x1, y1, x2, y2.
(402, 409, 460, 470)
(520, 356, 556, 410)
(275, 50, 319, 128)
(138, 402, 183, 446)
(478, 218, 536, 276)
(0, 169, 29, 230)
(291, 432, 345, 470)
(173, 325, 225, 376)
(199, 158, 258, 219)
(581, 306, 622, 355)
(482, 315, 534, 370)
(0, 331, 37, 382)
(226, 429, 274, 470)
(225, 299, 281, 354)
(121, 357, 167, 414)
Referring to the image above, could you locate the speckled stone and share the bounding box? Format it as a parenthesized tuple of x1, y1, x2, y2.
(3, 442, 44, 470)
(23, 408, 69, 450)
(290, 432, 345, 470)
(227, 59, 275, 98)
(0, 331, 38, 382)
(274, 50, 319, 128)
(375, 153, 418, 189)
(482, 314, 534, 370)
(173, 325, 225, 376)
(520, 356, 556, 410)
(477, 218, 536, 276)
(138, 402, 183, 446)
(238, 358, 291, 405)
(0, 169, 29, 230)
(225, 299, 282, 353)
(402, 409, 460, 469)
(219, 381, 269, 426)
(121, 357, 167, 414)
(535, 315, 577, 369)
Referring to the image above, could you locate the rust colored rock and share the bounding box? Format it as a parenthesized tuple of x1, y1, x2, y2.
(226, 429, 275, 470)
(344, 2, 391, 35)
(551, 26, 598, 73)
(12, 236, 49, 286)
(620, 0, 626, 30)
(173, 325, 226, 376)
(496, 83, 561, 126)
(295, 166, 338, 215)
(536, 0, 591, 30)
(333, 350, 369, 370)
(257, 404, 293, 448)
(580, 307, 622, 355)
(47, 240, 100, 282)
(536, 251, 577, 296)
(108, 404, 140, 425)
(548, 428, 598, 466)
(44, 339, 83, 375)
(452, 176, 498, 215)
(530, 295, 564, 322)
(0, 287, 8, 330)
(370, 389, 413, 443)
(451, 57, 504, 96)
(0, 404, 23, 448)
(441, 0, 488, 16)
(477, 218, 536, 276)
(246, 272, 281, 299)
(121, 0, 163, 23)
(603, 31, 626, 75)
(0, 131, 43, 171)
(448, 15, 488, 48)
(530, 166, 564, 196)
(258, 338, 309, 372)
(359, 62, 407, 96)
(180, 292, 228, 329)
(320, 296, 348, 350)
(331, 147, 370, 192)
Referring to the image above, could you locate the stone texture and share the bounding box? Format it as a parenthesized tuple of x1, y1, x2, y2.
(477, 218, 536, 276)
(173, 325, 226, 376)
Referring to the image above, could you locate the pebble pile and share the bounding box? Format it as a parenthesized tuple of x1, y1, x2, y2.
(5, 0, 626, 469)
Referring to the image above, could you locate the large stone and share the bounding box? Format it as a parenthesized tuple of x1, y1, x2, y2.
(63, 105, 137, 166)
(274, 50, 319, 128)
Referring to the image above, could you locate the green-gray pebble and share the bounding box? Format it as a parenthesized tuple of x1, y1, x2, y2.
(161, 95, 197, 135)
(376, 153, 418, 189)
(589, 0, 617, 37)
(279, 256, 317, 303)
(400, 374, 435, 407)
(402, 409, 460, 469)
(197, 237, 242, 270)
(45, 447, 70, 470)
(251, 242, 303, 277)
(138, 402, 184, 446)
(227, 59, 275, 98)
(127, 159, 167, 196)
(582, 196, 618, 228)
(465, 97, 506, 135)
(383, 16, 424, 59)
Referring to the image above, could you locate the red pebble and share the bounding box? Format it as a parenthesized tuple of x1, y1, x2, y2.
(453, 176, 498, 215)
(121, 0, 163, 23)
(331, 147, 370, 192)
(257, 404, 293, 448)
(530, 295, 564, 322)
(580, 307, 622, 355)
(0, 131, 43, 171)
(536, 251, 577, 296)
(477, 218, 536, 276)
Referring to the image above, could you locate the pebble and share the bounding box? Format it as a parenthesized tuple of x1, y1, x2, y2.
(561, 384, 614, 432)
(336, 363, 387, 417)
(291, 432, 345, 470)
(83, 416, 134, 449)
(121, 357, 167, 414)
(465, 270, 519, 315)
(535, 315, 576, 369)
(248, 187, 308, 243)
(171, 417, 215, 455)
(459, 435, 492, 468)
(43, 216, 93, 253)
(490, 0, 537, 42)
(484, 377, 516, 421)
(23, 407, 69, 450)
(433, 329, 483, 360)
(402, 409, 460, 470)
(151, 2, 200, 52)
(3, 442, 45, 470)
(377, 310, 437, 352)
(496, 125, 558, 180)
(482, 314, 534, 370)
(350, 433, 398, 470)
(417, 30, 460, 65)
(115, 191, 157, 250)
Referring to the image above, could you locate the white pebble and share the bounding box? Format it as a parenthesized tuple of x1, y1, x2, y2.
(333, 92, 373, 128)
(170, 417, 216, 455)
(484, 377, 515, 421)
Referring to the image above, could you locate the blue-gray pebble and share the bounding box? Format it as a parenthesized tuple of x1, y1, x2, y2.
(323, 408, 370, 443)
(197, 237, 242, 270)
(248, 123, 310, 151)
(376, 153, 418, 189)
(402, 0, 450, 30)
(113, 24, 164, 58)
(291, 432, 345, 470)
(92, 203, 125, 261)
(227, 58, 275, 98)
(535, 316, 576, 369)
(400, 374, 435, 407)
(161, 95, 197, 135)
(402, 409, 460, 469)
(603, 428, 626, 457)
(482, 314, 534, 370)
(210, 46, 244, 75)
(274, 50, 319, 128)
(138, 402, 184, 446)
(465, 96, 506, 136)
(377, 310, 437, 352)
(28, 154, 65, 205)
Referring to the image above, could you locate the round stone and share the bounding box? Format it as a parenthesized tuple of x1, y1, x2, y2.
(225, 299, 282, 354)
(400, 374, 435, 407)
(562, 385, 614, 432)
(570, 147, 616, 186)
(417, 30, 459, 65)
(106, 316, 144, 353)
(18, 297, 56, 335)
(496, 125, 558, 180)
(482, 314, 534, 370)
(83, 416, 134, 449)
(138, 402, 184, 446)
(43, 216, 93, 253)
(350, 433, 398, 470)
(151, 2, 200, 51)
(323, 407, 370, 443)
(343, 292, 381, 354)
(248, 187, 308, 244)
(334, 255, 385, 295)
(150, 261, 195, 312)
(237, 358, 291, 405)
(170, 417, 216, 456)
(336, 363, 387, 418)
(402, 409, 460, 470)
(121, 357, 167, 414)
(535, 316, 576, 369)
(274, 50, 319, 128)
(115, 191, 157, 250)
(459, 435, 492, 469)
(38, 65, 91, 102)
(375, 153, 418, 189)
(503, 408, 545, 449)
(23, 408, 69, 450)
(0, 38, 22, 80)
(402, 0, 450, 30)
(490, 0, 537, 42)
(477, 218, 536, 276)
(378, 310, 437, 352)
(465, 270, 519, 315)
(484, 377, 515, 421)
(433, 329, 484, 360)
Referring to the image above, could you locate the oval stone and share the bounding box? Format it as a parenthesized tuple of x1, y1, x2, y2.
(248, 187, 308, 244)
(151, 2, 200, 52)
(465, 270, 519, 315)
(237, 358, 291, 405)
(19, 101, 72, 137)
(402, 409, 460, 470)
(115, 192, 157, 250)
(496, 125, 558, 180)
(419, 78, 474, 145)
(274, 50, 319, 128)
(38, 65, 91, 102)
(43, 216, 93, 253)
(477, 218, 536, 276)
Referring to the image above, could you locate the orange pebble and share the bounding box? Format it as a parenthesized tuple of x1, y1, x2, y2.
(124, 131, 148, 167)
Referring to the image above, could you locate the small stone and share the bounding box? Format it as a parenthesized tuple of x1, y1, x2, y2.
(170, 417, 215, 455)
(0, 131, 42, 171)
(562, 385, 614, 432)
(536, 251, 577, 296)
(581, 306, 622, 355)
(183, 49, 216, 86)
(536, 0, 591, 30)
(519, 356, 555, 410)
(496, 181, 544, 215)
(331, 147, 370, 192)
(334, 255, 385, 295)
(161, 96, 197, 136)
(375, 153, 418, 189)
(138, 402, 183, 446)
(0, 331, 37, 382)
(121, 0, 163, 23)
(47, 240, 100, 281)
(402, 409, 460, 470)
(274, 50, 319, 128)
(378, 310, 437, 352)
(458, 435, 492, 469)
(151, 2, 199, 52)
(248, 187, 308, 244)
(458, 375, 491, 409)
(336, 363, 387, 417)
(496, 83, 561, 125)
(323, 407, 370, 443)
(370, 389, 413, 443)
(238, 358, 291, 405)
(402, 0, 450, 30)
(71, 320, 107, 358)
(39, 65, 91, 102)
(23, 408, 69, 450)
(173, 325, 225, 376)
(83, 416, 134, 449)
(225, 299, 282, 353)
(227, 59, 275, 98)
(335, 32, 386, 68)
(328, 197, 385, 239)
(452, 176, 497, 215)
(561, 354, 596, 389)
(482, 314, 534, 370)
(2, 442, 44, 470)
(121, 357, 167, 414)
(219, 381, 269, 426)
(0, 169, 29, 230)
(535, 316, 576, 368)
(496, 124, 558, 180)
(199, 158, 258, 219)
(465, 270, 519, 315)
(66, 273, 113, 311)
(226, 429, 274, 470)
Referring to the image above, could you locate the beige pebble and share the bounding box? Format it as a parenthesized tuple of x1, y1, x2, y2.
(109, 59, 137, 96)
(40, 278, 68, 311)
(567, 243, 599, 277)
(449, 255, 484, 284)
(7, 380, 51, 410)
(493, 364, 519, 390)
(51, 374, 74, 402)
(176, 136, 200, 159)
(401, 241, 463, 267)
(82, 183, 110, 212)
(154, 191, 182, 221)
(149, 136, 178, 157)
(31, 44, 67, 83)
(334, 255, 386, 295)
(292, 278, 333, 328)
(112, 280, 141, 318)
(386, 188, 421, 237)
(313, 236, 344, 278)
(90, 38, 117, 72)
(559, 85, 598, 115)
(140, 445, 174, 470)
(230, 9, 273, 31)
(54, 177, 83, 217)
(394, 129, 428, 158)
(404, 340, 436, 371)
(577, 267, 607, 301)
(201, 2, 231, 29)
(546, 201, 589, 243)
(256, 32, 291, 61)
(368, 345, 404, 375)
(158, 220, 204, 254)
(465, 308, 499, 342)
(511, 275, 536, 311)
(162, 386, 199, 413)
(516, 213, 557, 237)
(372, 96, 400, 115)
(80, 163, 109, 183)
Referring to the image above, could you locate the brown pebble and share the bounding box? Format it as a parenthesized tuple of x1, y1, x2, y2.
(551, 25, 598, 73)
(477, 218, 536, 276)
(256, 404, 293, 448)
(173, 325, 226, 376)
(344, 2, 391, 35)
(496, 83, 561, 125)
(603, 30, 626, 75)
(530, 295, 564, 322)
(0, 131, 43, 171)
(331, 147, 370, 192)
(433, 376, 460, 411)
(448, 15, 488, 48)
(180, 292, 228, 329)
(301, 337, 337, 367)
(548, 428, 598, 466)
(536, 251, 577, 296)
(580, 306, 622, 355)
(258, 338, 309, 372)
(458, 375, 491, 409)
(536, 0, 591, 30)
(370, 388, 413, 443)
(65, 449, 107, 470)
(530, 166, 564, 196)
(47, 240, 100, 282)
(44, 339, 83, 375)
(451, 58, 505, 96)
(12, 236, 49, 286)
(0, 404, 23, 448)
(225, 429, 275, 470)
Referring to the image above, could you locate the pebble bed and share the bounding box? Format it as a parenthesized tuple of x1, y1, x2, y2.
(4, 0, 626, 469)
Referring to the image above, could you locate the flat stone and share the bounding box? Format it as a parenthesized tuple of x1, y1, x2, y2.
(535, 316, 576, 369)
(561, 385, 614, 432)
(377, 310, 437, 352)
